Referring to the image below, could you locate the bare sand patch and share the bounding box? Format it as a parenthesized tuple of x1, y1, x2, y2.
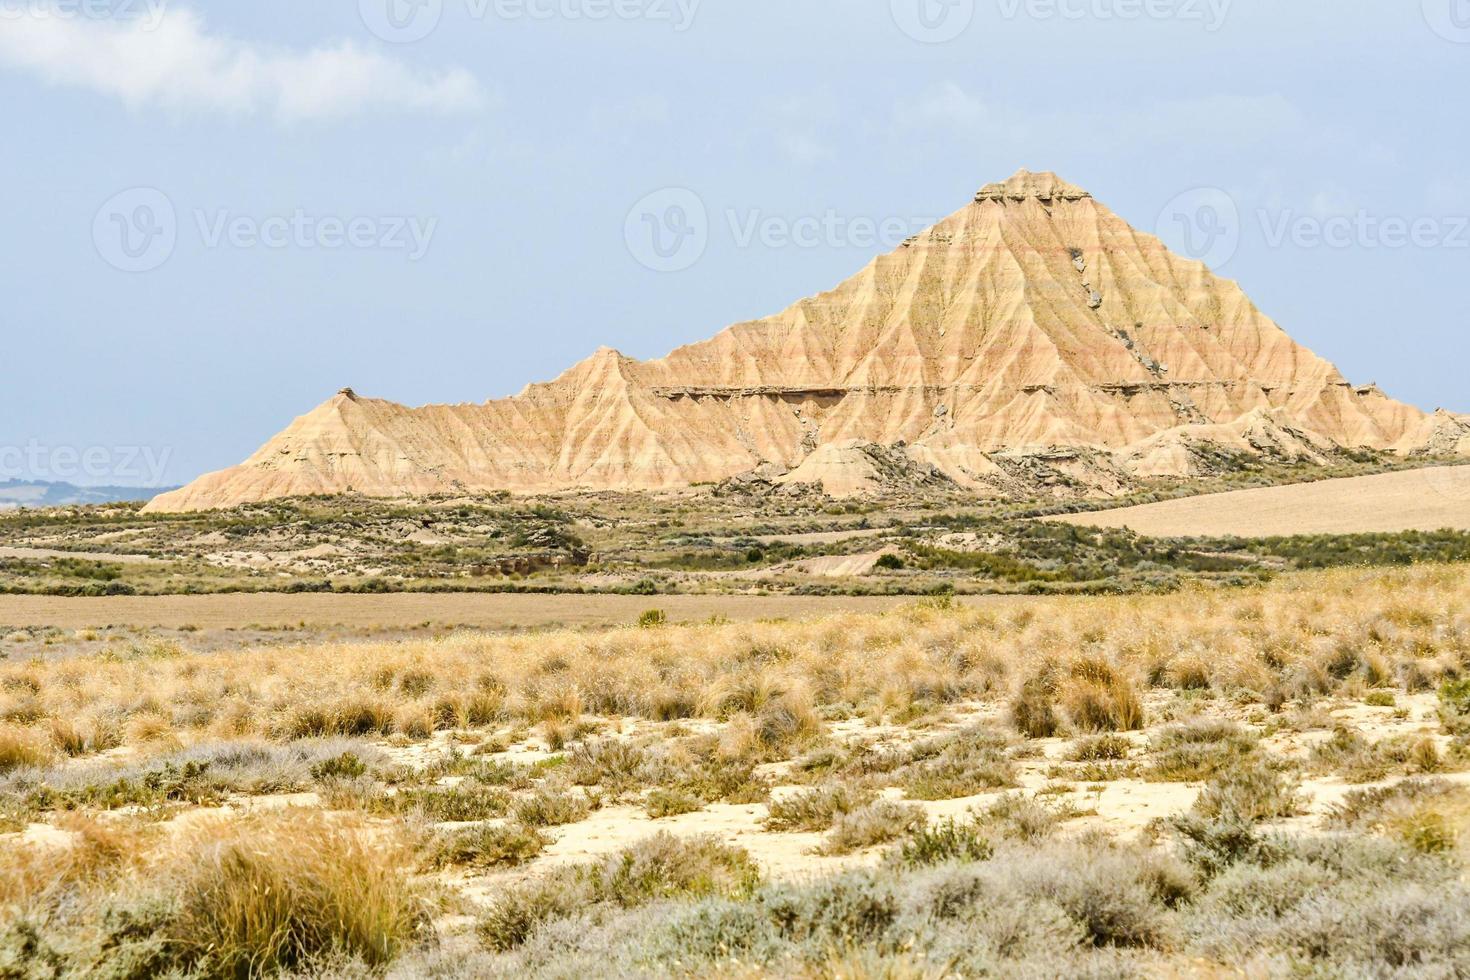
(0, 590, 1037, 632)
(1050, 466, 1470, 537)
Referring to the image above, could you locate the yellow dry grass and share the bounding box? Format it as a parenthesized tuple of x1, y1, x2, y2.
(0, 565, 1464, 754)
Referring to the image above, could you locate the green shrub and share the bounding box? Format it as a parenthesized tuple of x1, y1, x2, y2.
(645, 788, 703, 819)
(427, 822, 549, 870)
(891, 817, 994, 868)
(900, 730, 1017, 801)
(1068, 734, 1131, 762)
(1147, 720, 1257, 782)
(764, 783, 876, 832)
(309, 751, 367, 782)
(398, 784, 510, 823)
(478, 833, 760, 951)
(637, 609, 668, 629)
(514, 785, 594, 827)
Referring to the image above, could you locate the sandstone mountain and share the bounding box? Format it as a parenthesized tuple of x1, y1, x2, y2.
(145, 170, 1469, 513)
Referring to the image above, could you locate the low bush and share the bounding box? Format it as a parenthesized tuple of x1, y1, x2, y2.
(819, 801, 927, 855)
(1192, 761, 1305, 823)
(398, 783, 511, 823)
(1309, 726, 1443, 782)
(478, 833, 760, 951)
(644, 788, 703, 819)
(764, 783, 876, 832)
(899, 728, 1017, 801)
(1147, 720, 1258, 782)
(890, 817, 994, 868)
(1328, 778, 1469, 854)
(514, 784, 595, 828)
(1068, 733, 1132, 762)
(427, 822, 549, 870)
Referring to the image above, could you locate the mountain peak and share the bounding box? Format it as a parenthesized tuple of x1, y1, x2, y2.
(145, 170, 1446, 511)
(976, 169, 1091, 203)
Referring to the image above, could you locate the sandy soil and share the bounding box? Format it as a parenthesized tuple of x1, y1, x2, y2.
(747, 528, 890, 546)
(0, 546, 160, 565)
(450, 692, 1465, 890)
(0, 591, 1038, 632)
(1050, 465, 1470, 537)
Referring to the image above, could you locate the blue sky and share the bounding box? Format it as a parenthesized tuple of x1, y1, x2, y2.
(1, 0, 1467, 486)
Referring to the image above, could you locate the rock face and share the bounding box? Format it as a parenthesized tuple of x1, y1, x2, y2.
(146, 170, 1464, 513)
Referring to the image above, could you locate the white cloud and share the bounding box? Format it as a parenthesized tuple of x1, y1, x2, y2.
(0, 8, 483, 122)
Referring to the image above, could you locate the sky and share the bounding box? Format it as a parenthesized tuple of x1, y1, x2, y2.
(1, 0, 1467, 487)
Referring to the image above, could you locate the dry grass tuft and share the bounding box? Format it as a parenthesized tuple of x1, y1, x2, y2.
(164, 813, 427, 975)
(1010, 665, 1062, 739)
(0, 723, 55, 773)
(1061, 657, 1145, 733)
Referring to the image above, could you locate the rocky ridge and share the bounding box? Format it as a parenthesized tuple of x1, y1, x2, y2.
(145, 171, 1469, 512)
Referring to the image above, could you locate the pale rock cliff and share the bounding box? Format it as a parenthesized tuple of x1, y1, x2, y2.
(146, 171, 1462, 512)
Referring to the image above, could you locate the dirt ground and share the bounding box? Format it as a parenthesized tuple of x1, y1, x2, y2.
(1052, 465, 1470, 537)
(0, 590, 1038, 633)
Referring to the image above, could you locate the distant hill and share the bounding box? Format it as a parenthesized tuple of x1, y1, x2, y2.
(147, 169, 1470, 513)
(0, 480, 179, 510)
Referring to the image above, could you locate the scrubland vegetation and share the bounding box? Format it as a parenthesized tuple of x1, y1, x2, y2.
(4, 466, 1469, 598)
(2, 563, 1470, 976)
